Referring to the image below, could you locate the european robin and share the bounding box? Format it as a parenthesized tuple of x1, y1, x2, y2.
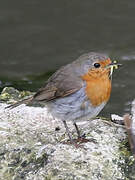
(7, 52, 121, 143)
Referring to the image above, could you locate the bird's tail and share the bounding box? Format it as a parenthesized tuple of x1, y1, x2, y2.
(6, 96, 33, 109)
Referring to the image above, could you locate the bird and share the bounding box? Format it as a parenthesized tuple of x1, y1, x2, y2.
(7, 52, 121, 144)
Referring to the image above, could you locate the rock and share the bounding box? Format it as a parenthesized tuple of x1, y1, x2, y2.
(0, 87, 32, 103)
(0, 87, 134, 180)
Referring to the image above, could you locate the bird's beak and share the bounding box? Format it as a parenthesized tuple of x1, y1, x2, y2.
(106, 60, 122, 70)
(105, 60, 122, 78)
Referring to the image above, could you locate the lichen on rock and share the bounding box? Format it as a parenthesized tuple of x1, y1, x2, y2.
(0, 87, 32, 103)
(0, 87, 134, 180)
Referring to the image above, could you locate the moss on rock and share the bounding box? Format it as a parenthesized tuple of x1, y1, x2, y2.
(0, 87, 32, 102)
(0, 87, 134, 180)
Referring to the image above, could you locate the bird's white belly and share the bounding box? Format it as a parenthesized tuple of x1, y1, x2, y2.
(48, 87, 106, 122)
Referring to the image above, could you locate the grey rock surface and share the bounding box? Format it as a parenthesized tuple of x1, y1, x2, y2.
(0, 87, 134, 180)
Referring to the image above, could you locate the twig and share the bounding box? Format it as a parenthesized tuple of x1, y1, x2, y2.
(124, 114, 135, 158)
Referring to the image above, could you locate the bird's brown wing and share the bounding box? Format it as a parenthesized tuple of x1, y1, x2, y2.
(33, 65, 83, 101)
(6, 64, 83, 109)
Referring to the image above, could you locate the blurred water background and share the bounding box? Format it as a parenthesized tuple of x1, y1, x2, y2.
(0, 0, 135, 117)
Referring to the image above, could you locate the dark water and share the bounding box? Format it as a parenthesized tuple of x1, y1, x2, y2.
(0, 0, 135, 117)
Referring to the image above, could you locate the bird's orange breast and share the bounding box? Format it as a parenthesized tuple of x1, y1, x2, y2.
(81, 70, 111, 106)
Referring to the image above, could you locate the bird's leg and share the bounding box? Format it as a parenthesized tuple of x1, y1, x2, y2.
(73, 122, 81, 138)
(62, 120, 93, 146)
(62, 120, 84, 148)
(73, 122, 94, 144)
(63, 120, 73, 143)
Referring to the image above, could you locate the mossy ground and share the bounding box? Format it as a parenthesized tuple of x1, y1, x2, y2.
(0, 87, 134, 180)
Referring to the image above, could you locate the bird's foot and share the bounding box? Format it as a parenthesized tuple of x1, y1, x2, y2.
(76, 135, 96, 144)
(61, 139, 83, 148)
(61, 135, 96, 148)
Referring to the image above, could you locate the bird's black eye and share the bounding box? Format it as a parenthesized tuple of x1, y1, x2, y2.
(94, 63, 100, 68)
